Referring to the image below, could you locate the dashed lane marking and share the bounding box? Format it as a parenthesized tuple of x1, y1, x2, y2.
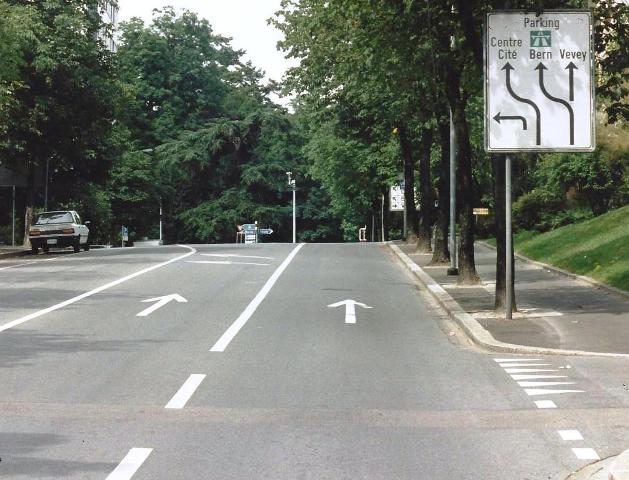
(494, 358, 542, 362)
(165, 374, 206, 409)
(572, 448, 600, 461)
(504, 368, 558, 373)
(511, 374, 568, 380)
(558, 430, 584, 441)
(499, 363, 552, 367)
(524, 388, 584, 396)
(534, 400, 557, 409)
(517, 381, 576, 387)
(106, 448, 153, 480)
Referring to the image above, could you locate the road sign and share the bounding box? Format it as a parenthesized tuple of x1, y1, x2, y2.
(473, 208, 490, 216)
(390, 185, 404, 211)
(485, 11, 594, 152)
(259, 228, 274, 235)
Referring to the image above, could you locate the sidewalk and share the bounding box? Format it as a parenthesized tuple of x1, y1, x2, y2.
(395, 242, 629, 355)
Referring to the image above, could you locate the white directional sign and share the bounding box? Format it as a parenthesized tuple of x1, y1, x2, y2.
(485, 11, 594, 152)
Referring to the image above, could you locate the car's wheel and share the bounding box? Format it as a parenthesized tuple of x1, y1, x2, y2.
(73, 238, 80, 253)
(31, 245, 38, 254)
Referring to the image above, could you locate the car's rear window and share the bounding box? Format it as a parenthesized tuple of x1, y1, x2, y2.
(36, 212, 74, 224)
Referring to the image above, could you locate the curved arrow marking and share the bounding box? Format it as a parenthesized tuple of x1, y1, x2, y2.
(328, 299, 373, 324)
(502, 63, 541, 145)
(536, 63, 574, 145)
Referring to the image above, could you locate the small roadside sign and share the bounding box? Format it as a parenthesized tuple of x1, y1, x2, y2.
(390, 185, 404, 211)
(485, 11, 594, 152)
(259, 228, 274, 235)
(473, 208, 490, 216)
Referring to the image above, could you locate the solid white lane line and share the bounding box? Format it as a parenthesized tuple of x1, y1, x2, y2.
(187, 260, 269, 266)
(504, 368, 558, 373)
(0, 245, 196, 334)
(534, 400, 557, 409)
(500, 363, 552, 367)
(210, 243, 305, 352)
(511, 374, 568, 380)
(494, 358, 542, 362)
(518, 381, 576, 387)
(572, 448, 600, 460)
(201, 254, 274, 260)
(106, 448, 153, 480)
(559, 430, 584, 441)
(524, 388, 584, 396)
(165, 374, 206, 409)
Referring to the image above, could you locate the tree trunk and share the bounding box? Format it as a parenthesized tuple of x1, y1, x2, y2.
(415, 128, 434, 253)
(398, 125, 418, 242)
(493, 154, 517, 312)
(431, 119, 451, 264)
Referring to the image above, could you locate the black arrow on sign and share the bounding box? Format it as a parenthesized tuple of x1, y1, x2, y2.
(493, 112, 527, 130)
(565, 62, 578, 101)
(502, 63, 541, 145)
(536, 62, 574, 145)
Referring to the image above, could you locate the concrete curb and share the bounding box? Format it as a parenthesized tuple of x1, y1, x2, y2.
(610, 449, 629, 480)
(387, 242, 629, 359)
(477, 240, 629, 301)
(0, 249, 31, 259)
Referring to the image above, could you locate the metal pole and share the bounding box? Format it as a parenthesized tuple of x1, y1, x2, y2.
(448, 107, 458, 275)
(371, 214, 375, 242)
(292, 186, 296, 244)
(506, 154, 513, 320)
(44, 158, 49, 211)
(11, 185, 16, 247)
(159, 202, 163, 245)
(381, 194, 385, 242)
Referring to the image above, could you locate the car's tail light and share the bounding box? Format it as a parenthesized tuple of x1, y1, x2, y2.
(29, 229, 41, 236)
(62, 228, 75, 234)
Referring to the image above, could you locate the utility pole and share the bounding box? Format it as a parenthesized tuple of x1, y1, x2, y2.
(44, 158, 49, 211)
(12, 185, 16, 246)
(505, 155, 513, 319)
(381, 194, 385, 242)
(447, 107, 458, 276)
(287, 172, 296, 244)
(159, 200, 163, 245)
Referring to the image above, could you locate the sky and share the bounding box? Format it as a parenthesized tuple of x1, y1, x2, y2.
(116, 0, 296, 105)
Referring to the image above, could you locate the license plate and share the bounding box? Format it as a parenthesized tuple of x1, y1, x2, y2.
(46, 239, 58, 245)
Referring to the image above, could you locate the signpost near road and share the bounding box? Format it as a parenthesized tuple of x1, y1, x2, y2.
(485, 11, 594, 319)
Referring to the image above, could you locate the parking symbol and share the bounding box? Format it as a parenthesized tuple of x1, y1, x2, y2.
(530, 30, 552, 47)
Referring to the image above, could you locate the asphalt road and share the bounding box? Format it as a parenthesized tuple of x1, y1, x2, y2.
(1, 243, 628, 479)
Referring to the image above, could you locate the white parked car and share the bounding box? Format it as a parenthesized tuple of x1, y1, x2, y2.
(29, 211, 90, 254)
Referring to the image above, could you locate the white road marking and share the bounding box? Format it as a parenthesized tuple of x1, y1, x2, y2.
(494, 358, 542, 362)
(524, 388, 584, 396)
(201, 253, 274, 260)
(572, 448, 600, 460)
(106, 448, 153, 480)
(521, 308, 564, 318)
(500, 363, 552, 367)
(210, 243, 305, 352)
(428, 284, 447, 294)
(327, 299, 373, 324)
(518, 381, 576, 387)
(511, 374, 568, 380)
(0, 262, 32, 271)
(187, 260, 270, 266)
(165, 374, 206, 409)
(136, 294, 187, 317)
(534, 400, 557, 409)
(0, 245, 196, 334)
(559, 430, 584, 441)
(504, 368, 558, 373)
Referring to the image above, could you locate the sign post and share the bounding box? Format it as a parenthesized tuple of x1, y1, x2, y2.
(485, 11, 594, 319)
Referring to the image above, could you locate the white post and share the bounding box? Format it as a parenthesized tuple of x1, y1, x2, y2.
(448, 107, 458, 275)
(381, 194, 385, 242)
(506, 154, 513, 320)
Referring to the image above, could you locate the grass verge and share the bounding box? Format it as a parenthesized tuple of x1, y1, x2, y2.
(484, 205, 629, 291)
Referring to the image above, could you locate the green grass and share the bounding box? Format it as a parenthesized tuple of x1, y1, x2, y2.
(484, 205, 629, 291)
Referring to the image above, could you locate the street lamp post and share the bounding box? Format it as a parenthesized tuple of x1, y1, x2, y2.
(286, 172, 296, 244)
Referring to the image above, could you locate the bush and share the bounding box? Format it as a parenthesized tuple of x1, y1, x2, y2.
(513, 188, 564, 231)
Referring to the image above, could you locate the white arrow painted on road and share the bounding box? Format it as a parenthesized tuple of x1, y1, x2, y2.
(327, 299, 372, 324)
(136, 294, 187, 317)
